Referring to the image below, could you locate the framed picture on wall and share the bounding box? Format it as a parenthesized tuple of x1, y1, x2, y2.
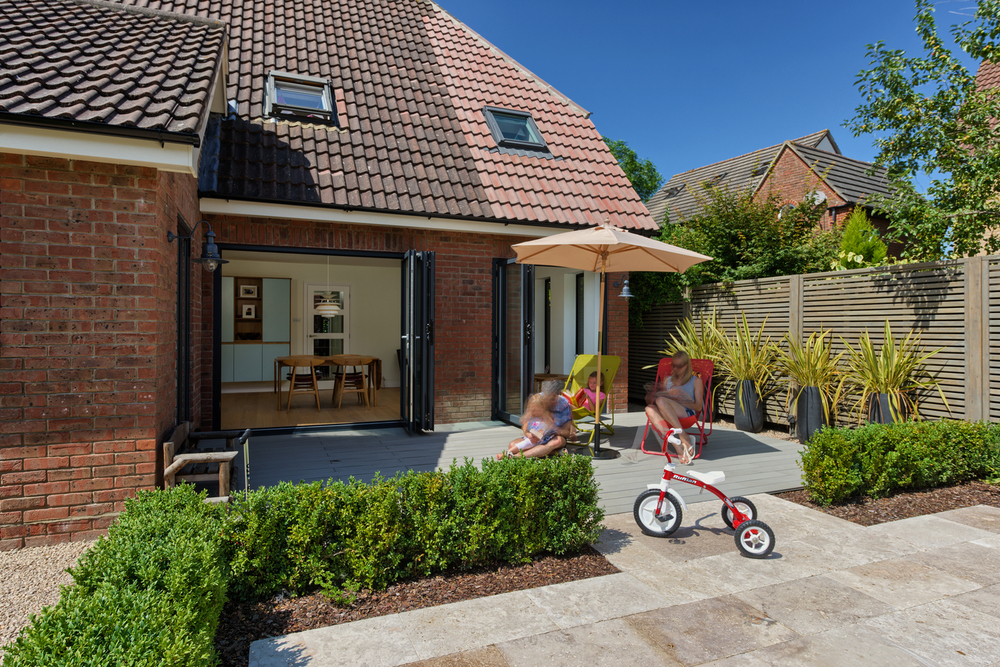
(242, 304, 256, 319)
(240, 285, 258, 298)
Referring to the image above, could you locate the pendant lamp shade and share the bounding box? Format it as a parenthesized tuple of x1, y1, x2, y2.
(316, 298, 341, 318)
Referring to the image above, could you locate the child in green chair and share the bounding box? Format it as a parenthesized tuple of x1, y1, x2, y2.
(572, 371, 606, 413)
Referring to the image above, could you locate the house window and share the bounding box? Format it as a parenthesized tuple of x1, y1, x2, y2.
(482, 106, 547, 150)
(265, 71, 336, 124)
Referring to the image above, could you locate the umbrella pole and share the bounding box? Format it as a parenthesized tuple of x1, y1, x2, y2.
(590, 262, 606, 455)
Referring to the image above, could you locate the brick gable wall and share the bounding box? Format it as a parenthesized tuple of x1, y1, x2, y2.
(0, 153, 200, 549)
(200, 216, 630, 426)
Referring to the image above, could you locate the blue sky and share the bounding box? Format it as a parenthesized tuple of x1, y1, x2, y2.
(436, 0, 982, 184)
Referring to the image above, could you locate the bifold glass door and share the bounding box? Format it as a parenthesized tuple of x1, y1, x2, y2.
(492, 258, 534, 424)
(401, 250, 435, 432)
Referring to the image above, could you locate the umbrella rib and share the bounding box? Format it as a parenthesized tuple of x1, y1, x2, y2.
(635, 245, 682, 272)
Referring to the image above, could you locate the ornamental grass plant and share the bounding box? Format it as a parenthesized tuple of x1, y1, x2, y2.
(655, 309, 724, 362)
(841, 320, 948, 423)
(712, 312, 779, 412)
(774, 330, 846, 423)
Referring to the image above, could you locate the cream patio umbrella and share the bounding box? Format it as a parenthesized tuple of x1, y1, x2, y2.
(512, 223, 712, 456)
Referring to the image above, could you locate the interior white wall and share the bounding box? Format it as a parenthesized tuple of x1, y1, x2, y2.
(222, 253, 402, 387)
(531, 267, 600, 376)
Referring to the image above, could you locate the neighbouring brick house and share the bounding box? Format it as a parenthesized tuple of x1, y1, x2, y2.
(0, 0, 655, 548)
(645, 129, 894, 236)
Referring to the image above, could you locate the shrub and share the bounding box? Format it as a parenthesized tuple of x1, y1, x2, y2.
(223, 455, 604, 600)
(800, 420, 1000, 504)
(3, 485, 227, 666)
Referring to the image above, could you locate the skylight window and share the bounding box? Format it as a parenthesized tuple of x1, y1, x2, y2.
(751, 164, 769, 177)
(265, 71, 336, 124)
(663, 183, 686, 199)
(707, 172, 727, 187)
(482, 106, 547, 150)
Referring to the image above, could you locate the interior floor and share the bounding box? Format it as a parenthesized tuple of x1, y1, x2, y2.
(221, 387, 401, 430)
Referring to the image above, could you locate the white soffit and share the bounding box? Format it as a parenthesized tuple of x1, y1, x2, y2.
(199, 198, 566, 238)
(0, 124, 199, 175)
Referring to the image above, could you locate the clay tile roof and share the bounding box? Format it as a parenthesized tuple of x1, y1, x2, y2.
(115, 0, 654, 230)
(646, 130, 838, 224)
(0, 0, 226, 138)
(977, 60, 1000, 91)
(787, 144, 892, 204)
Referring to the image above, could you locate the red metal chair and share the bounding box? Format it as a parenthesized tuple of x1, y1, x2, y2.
(640, 358, 715, 460)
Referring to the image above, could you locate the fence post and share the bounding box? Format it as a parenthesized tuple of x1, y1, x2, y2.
(682, 287, 692, 320)
(966, 256, 985, 421)
(788, 274, 803, 344)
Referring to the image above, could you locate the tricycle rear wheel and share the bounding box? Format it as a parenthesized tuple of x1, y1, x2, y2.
(734, 519, 775, 558)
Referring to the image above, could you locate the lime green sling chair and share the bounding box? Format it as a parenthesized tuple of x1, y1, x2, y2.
(561, 354, 621, 441)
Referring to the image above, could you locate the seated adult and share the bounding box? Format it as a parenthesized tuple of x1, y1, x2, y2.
(645, 351, 703, 465)
(506, 380, 575, 458)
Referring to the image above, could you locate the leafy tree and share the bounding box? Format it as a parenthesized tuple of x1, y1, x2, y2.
(832, 206, 888, 270)
(846, 0, 1000, 260)
(602, 138, 664, 202)
(629, 186, 840, 326)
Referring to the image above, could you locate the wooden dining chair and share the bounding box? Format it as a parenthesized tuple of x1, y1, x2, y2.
(335, 362, 369, 409)
(285, 357, 323, 412)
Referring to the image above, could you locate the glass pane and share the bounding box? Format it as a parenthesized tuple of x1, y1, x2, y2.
(276, 81, 326, 110)
(495, 113, 541, 144)
(503, 268, 522, 415)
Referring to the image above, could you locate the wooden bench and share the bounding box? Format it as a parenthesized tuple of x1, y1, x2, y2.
(163, 422, 251, 502)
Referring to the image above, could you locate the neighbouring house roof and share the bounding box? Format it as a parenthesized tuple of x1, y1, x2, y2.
(0, 0, 226, 144)
(784, 143, 892, 204)
(111, 0, 655, 230)
(645, 129, 888, 224)
(976, 60, 1000, 90)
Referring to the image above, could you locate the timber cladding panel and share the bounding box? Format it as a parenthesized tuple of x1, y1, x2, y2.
(991, 258, 1000, 422)
(632, 256, 998, 427)
(690, 277, 791, 425)
(628, 301, 684, 405)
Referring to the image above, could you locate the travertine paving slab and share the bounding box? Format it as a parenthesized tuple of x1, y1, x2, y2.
(825, 556, 980, 609)
(863, 514, 996, 550)
(734, 574, 895, 636)
(400, 645, 508, 667)
(750, 502, 863, 543)
(249, 615, 416, 667)
(612, 549, 744, 605)
(936, 505, 1000, 534)
(685, 540, 835, 593)
(626, 595, 799, 666)
(601, 507, 739, 563)
(497, 618, 682, 667)
(952, 583, 1000, 619)
(748, 623, 933, 666)
(402, 590, 558, 660)
(523, 573, 666, 629)
(795, 522, 919, 567)
(904, 541, 1000, 586)
(864, 598, 1000, 666)
(699, 654, 771, 667)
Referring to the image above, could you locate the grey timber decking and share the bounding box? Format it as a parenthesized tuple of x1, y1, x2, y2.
(222, 413, 804, 516)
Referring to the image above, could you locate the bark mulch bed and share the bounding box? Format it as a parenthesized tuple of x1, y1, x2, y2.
(776, 480, 1000, 526)
(214, 546, 618, 667)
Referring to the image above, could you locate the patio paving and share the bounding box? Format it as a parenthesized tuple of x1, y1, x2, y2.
(230, 412, 803, 515)
(248, 497, 1000, 667)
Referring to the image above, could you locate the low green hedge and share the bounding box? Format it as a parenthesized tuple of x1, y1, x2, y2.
(800, 420, 1000, 505)
(3, 455, 603, 664)
(223, 455, 604, 600)
(2, 484, 228, 666)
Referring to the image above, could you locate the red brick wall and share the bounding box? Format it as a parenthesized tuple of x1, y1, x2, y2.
(0, 153, 199, 549)
(757, 149, 846, 216)
(605, 271, 629, 410)
(201, 216, 630, 424)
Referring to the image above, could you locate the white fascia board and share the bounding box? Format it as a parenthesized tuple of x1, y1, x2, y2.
(0, 124, 198, 175)
(199, 198, 565, 237)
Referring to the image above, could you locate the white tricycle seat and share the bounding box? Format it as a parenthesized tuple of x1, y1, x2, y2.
(683, 469, 725, 486)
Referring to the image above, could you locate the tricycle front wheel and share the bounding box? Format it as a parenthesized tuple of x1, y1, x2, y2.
(633, 489, 682, 537)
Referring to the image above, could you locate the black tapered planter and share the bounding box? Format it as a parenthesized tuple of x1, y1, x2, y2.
(734, 379, 765, 433)
(795, 386, 827, 443)
(867, 393, 910, 424)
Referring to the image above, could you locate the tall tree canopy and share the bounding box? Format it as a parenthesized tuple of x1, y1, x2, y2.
(629, 186, 839, 326)
(602, 138, 664, 202)
(846, 0, 1000, 260)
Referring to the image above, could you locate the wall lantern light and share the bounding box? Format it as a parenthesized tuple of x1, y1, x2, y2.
(167, 220, 228, 272)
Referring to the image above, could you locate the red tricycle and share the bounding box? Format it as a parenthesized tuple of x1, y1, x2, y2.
(633, 429, 776, 558)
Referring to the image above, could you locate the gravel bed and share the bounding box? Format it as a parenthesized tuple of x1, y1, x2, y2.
(0, 539, 94, 656)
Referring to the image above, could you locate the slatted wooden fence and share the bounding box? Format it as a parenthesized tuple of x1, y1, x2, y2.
(630, 256, 998, 425)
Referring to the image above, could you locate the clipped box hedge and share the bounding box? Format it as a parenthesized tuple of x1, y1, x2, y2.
(800, 420, 1000, 505)
(3, 455, 604, 664)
